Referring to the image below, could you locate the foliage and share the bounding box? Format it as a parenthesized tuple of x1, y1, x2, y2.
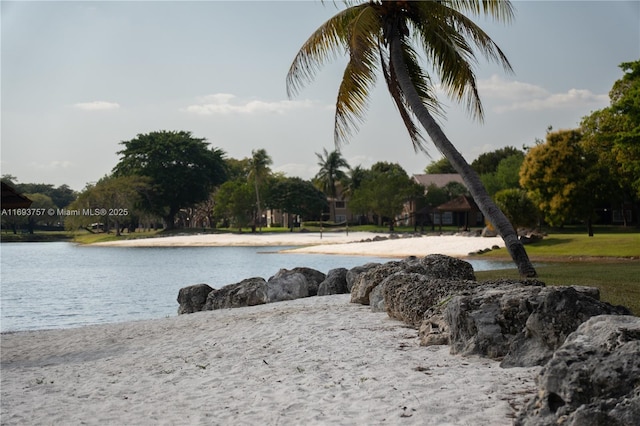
(480, 153, 524, 195)
(494, 188, 539, 229)
(65, 175, 151, 235)
(249, 148, 273, 231)
(269, 177, 328, 226)
(112, 130, 227, 229)
(581, 60, 640, 199)
(424, 157, 456, 174)
(471, 146, 524, 175)
(349, 162, 413, 231)
(286, 0, 514, 149)
(314, 148, 350, 198)
(520, 129, 606, 228)
(213, 180, 255, 230)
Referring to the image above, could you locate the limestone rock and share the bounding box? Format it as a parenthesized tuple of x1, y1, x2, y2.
(417, 254, 476, 281)
(317, 268, 348, 296)
(443, 281, 632, 367)
(350, 261, 409, 305)
(270, 267, 325, 296)
(177, 283, 214, 314)
(516, 315, 640, 426)
(204, 277, 268, 310)
(346, 263, 381, 292)
(267, 271, 309, 302)
(384, 274, 479, 327)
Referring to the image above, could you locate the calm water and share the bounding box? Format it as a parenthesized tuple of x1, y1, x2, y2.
(0, 242, 513, 332)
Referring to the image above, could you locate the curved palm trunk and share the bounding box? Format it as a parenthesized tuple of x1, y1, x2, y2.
(389, 37, 537, 277)
(254, 179, 262, 233)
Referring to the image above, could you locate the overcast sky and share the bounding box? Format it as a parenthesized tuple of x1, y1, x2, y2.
(2, 0, 639, 191)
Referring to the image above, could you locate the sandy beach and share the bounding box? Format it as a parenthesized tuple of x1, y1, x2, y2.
(93, 231, 506, 258)
(1, 294, 538, 425)
(1, 232, 532, 425)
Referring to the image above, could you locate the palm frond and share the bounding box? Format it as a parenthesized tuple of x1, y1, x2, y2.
(286, 6, 365, 99)
(444, 0, 515, 23)
(380, 47, 426, 153)
(333, 5, 383, 145)
(408, 2, 487, 120)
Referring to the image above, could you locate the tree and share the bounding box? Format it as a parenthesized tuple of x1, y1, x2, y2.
(349, 162, 413, 231)
(112, 131, 227, 229)
(520, 129, 606, 234)
(471, 146, 524, 175)
(494, 189, 539, 230)
(65, 175, 151, 235)
(269, 177, 328, 229)
(287, 0, 536, 276)
(248, 148, 273, 232)
(581, 61, 640, 223)
(314, 148, 350, 222)
(424, 157, 456, 174)
(480, 153, 525, 195)
(213, 180, 255, 231)
(21, 193, 56, 234)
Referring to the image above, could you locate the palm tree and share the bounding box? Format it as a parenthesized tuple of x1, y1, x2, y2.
(248, 148, 272, 232)
(314, 148, 350, 222)
(287, 0, 536, 277)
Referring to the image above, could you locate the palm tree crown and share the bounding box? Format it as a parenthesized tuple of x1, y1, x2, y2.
(287, 0, 513, 151)
(314, 148, 350, 199)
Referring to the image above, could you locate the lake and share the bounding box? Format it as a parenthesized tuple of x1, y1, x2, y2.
(0, 242, 513, 332)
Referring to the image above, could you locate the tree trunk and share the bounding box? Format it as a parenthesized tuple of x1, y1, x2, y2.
(389, 36, 537, 277)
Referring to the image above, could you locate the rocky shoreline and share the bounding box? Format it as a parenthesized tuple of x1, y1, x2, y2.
(179, 254, 639, 425)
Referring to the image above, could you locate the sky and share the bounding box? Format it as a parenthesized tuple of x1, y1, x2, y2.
(1, 0, 639, 191)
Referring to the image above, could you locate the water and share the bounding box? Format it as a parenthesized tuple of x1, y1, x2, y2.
(0, 242, 512, 332)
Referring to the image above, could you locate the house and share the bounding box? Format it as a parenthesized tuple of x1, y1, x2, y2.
(401, 174, 468, 228)
(435, 195, 484, 230)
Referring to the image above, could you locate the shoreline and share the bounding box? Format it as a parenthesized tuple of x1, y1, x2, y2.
(91, 231, 506, 258)
(0, 294, 539, 425)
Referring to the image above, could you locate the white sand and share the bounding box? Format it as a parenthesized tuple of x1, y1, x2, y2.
(94, 232, 506, 259)
(1, 295, 538, 425)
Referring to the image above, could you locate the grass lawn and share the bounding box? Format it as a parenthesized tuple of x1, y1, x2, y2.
(473, 230, 640, 315)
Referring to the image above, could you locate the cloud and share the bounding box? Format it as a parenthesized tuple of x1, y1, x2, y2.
(184, 93, 314, 115)
(478, 75, 608, 113)
(74, 101, 120, 111)
(29, 160, 73, 170)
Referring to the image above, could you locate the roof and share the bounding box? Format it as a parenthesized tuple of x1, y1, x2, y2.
(437, 195, 478, 212)
(412, 174, 466, 189)
(1, 182, 32, 209)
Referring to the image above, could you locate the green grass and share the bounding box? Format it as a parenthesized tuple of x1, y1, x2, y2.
(479, 232, 640, 260)
(476, 262, 640, 316)
(473, 229, 640, 315)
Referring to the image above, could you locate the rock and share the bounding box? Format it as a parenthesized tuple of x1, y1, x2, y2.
(417, 254, 476, 280)
(442, 280, 632, 367)
(204, 277, 268, 310)
(350, 261, 409, 305)
(271, 267, 325, 296)
(384, 274, 479, 327)
(369, 279, 387, 312)
(267, 271, 309, 302)
(346, 263, 381, 292)
(317, 268, 348, 296)
(515, 315, 640, 426)
(177, 283, 214, 314)
(350, 255, 475, 306)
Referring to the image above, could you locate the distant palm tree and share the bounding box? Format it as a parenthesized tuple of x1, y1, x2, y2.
(287, 0, 536, 277)
(314, 148, 350, 222)
(248, 148, 272, 232)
